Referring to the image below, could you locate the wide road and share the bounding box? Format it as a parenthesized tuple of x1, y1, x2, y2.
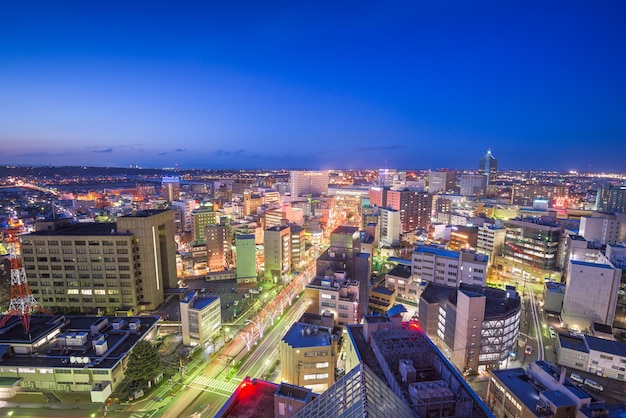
(175, 295, 308, 418)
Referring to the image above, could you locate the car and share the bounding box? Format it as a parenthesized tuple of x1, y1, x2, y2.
(548, 326, 557, 339)
(583, 379, 603, 391)
(570, 373, 584, 384)
(233, 300, 239, 306)
(231, 287, 237, 293)
(209, 288, 215, 293)
(525, 346, 533, 355)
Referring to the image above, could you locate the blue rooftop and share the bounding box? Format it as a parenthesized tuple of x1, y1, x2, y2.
(570, 260, 613, 269)
(181, 291, 219, 310)
(282, 322, 333, 349)
(414, 245, 459, 259)
(585, 335, 626, 357)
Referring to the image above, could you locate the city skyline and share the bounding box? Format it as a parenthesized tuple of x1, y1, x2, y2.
(1, 2, 625, 171)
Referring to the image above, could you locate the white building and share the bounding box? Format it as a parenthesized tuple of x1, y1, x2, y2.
(379, 207, 400, 246)
(412, 245, 488, 288)
(561, 252, 622, 330)
(305, 274, 360, 328)
(579, 213, 626, 245)
(180, 291, 222, 347)
(476, 223, 506, 266)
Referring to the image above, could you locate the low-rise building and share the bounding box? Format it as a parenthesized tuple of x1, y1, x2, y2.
(180, 290, 221, 348)
(0, 314, 159, 402)
(279, 313, 340, 393)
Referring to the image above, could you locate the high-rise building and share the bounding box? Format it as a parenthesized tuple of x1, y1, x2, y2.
(420, 283, 520, 373)
(386, 189, 432, 233)
(460, 174, 487, 197)
(379, 207, 400, 246)
(205, 224, 232, 272)
(290, 224, 305, 269)
(22, 209, 177, 314)
(595, 182, 626, 213)
(290, 171, 329, 197)
(561, 250, 621, 330)
(304, 275, 360, 327)
(476, 223, 506, 266)
(191, 207, 220, 241)
(235, 233, 256, 283)
(478, 148, 498, 185)
(161, 176, 181, 202)
(315, 226, 371, 313)
(263, 224, 291, 282)
(428, 170, 456, 193)
(499, 217, 563, 282)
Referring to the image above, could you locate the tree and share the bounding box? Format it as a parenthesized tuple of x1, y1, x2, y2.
(124, 340, 162, 384)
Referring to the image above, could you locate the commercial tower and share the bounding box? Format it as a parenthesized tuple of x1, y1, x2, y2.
(290, 170, 329, 197)
(478, 148, 498, 185)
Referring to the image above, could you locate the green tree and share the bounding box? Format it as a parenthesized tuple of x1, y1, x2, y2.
(124, 340, 162, 383)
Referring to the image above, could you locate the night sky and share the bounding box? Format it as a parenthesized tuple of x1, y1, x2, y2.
(1, 1, 625, 171)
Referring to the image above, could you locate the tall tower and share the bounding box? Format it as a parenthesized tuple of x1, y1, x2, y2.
(0, 245, 47, 333)
(478, 148, 498, 185)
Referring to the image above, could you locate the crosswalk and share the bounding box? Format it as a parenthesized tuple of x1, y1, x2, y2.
(192, 375, 238, 393)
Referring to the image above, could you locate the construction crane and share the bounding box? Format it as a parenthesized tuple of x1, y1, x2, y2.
(0, 244, 50, 333)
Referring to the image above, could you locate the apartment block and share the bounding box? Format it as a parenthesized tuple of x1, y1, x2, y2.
(180, 290, 221, 347)
(412, 245, 488, 288)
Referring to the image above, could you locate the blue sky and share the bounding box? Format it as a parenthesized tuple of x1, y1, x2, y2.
(1, 1, 625, 171)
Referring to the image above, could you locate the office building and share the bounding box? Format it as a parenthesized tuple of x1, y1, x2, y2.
(412, 245, 488, 288)
(279, 313, 339, 392)
(22, 210, 176, 314)
(290, 171, 329, 197)
(191, 207, 220, 241)
(460, 174, 487, 197)
(290, 224, 305, 269)
(448, 225, 478, 251)
(386, 189, 432, 233)
(561, 251, 621, 329)
(369, 285, 397, 313)
(379, 207, 400, 246)
(315, 226, 371, 313)
(476, 223, 506, 266)
(420, 283, 521, 373)
(499, 217, 563, 283)
(243, 191, 264, 217)
(428, 170, 456, 193)
(161, 176, 181, 202)
(511, 184, 569, 207)
(579, 212, 626, 245)
(264, 224, 291, 282)
(368, 186, 387, 207)
(595, 182, 626, 213)
(304, 274, 360, 327)
(180, 290, 221, 347)
(235, 233, 257, 283)
(556, 333, 626, 381)
(0, 314, 159, 401)
(331, 315, 495, 417)
(205, 223, 233, 272)
(478, 149, 498, 186)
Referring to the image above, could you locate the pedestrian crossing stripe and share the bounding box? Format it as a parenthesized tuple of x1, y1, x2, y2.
(193, 375, 238, 393)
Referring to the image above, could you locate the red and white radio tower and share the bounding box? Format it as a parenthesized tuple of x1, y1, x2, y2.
(0, 244, 48, 333)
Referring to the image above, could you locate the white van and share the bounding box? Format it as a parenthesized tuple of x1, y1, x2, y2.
(584, 379, 603, 391)
(570, 373, 583, 384)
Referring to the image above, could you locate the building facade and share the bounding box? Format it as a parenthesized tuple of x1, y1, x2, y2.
(412, 245, 488, 288)
(180, 291, 221, 347)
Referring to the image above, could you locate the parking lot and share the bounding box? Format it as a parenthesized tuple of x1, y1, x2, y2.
(157, 278, 274, 325)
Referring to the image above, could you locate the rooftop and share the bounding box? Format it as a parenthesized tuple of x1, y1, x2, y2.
(0, 315, 159, 370)
(570, 260, 613, 270)
(26, 222, 128, 236)
(585, 335, 626, 357)
(119, 209, 170, 218)
(216, 377, 278, 418)
(557, 334, 588, 353)
(387, 264, 412, 279)
(414, 245, 459, 259)
(181, 291, 220, 310)
(282, 322, 334, 349)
